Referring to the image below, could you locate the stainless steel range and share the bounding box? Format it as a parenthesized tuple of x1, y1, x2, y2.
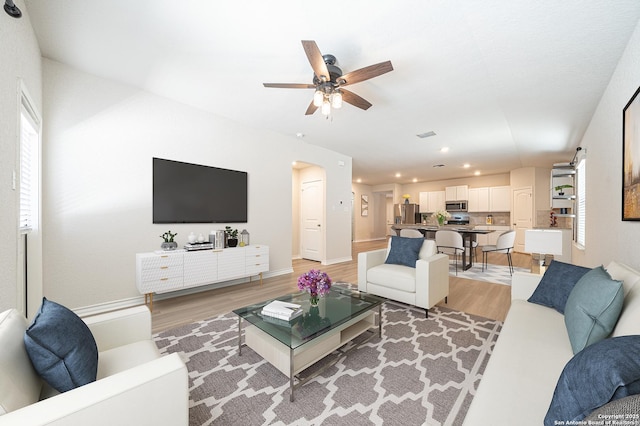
(446, 213, 470, 226)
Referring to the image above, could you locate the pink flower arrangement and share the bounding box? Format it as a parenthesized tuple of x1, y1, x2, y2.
(297, 269, 332, 302)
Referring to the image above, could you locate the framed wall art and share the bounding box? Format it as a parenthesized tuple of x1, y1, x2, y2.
(361, 195, 369, 217)
(623, 84, 640, 220)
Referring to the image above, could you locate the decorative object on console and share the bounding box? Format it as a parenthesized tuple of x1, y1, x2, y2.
(623, 84, 640, 220)
(297, 269, 332, 306)
(225, 226, 238, 247)
(524, 229, 563, 273)
(188, 232, 196, 243)
(239, 229, 249, 247)
(160, 230, 178, 250)
(435, 209, 451, 226)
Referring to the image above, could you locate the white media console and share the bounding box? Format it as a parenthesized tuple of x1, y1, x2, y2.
(135, 244, 269, 310)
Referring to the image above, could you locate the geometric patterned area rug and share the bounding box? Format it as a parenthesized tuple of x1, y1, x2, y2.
(154, 303, 502, 426)
(448, 261, 529, 286)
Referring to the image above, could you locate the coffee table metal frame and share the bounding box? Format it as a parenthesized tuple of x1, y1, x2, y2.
(234, 287, 383, 402)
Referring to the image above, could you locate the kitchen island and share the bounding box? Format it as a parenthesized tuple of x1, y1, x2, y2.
(391, 224, 493, 270)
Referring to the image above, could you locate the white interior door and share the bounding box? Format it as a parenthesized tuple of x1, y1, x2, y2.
(301, 180, 323, 261)
(513, 187, 533, 252)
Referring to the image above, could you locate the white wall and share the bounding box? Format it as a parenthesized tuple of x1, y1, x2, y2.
(573, 18, 640, 269)
(0, 1, 42, 315)
(42, 59, 352, 310)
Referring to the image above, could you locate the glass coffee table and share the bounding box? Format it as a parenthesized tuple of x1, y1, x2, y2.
(233, 285, 384, 401)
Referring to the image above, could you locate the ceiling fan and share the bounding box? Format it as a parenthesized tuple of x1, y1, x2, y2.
(263, 40, 393, 116)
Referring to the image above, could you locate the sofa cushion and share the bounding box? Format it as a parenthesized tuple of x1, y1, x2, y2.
(605, 261, 640, 297)
(418, 239, 437, 260)
(564, 267, 624, 354)
(367, 264, 416, 293)
(385, 236, 424, 268)
(527, 260, 590, 314)
(0, 309, 42, 415)
(24, 298, 98, 393)
(545, 336, 640, 425)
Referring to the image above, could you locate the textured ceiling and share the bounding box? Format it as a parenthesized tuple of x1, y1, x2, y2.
(25, 0, 640, 185)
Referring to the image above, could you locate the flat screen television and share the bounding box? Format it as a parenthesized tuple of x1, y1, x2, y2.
(153, 157, 248, 223)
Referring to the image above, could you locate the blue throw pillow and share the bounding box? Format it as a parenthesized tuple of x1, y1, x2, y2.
(564, 266, 624, 354)
(528, 260, 590, 314)
(24, 298, 98, 393)
(545, 335, 640, 425)
(385, 236, 424, 268)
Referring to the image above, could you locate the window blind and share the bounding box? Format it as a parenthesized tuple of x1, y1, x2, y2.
(576, 158, 586, 247)
(19, 98, 40, 233)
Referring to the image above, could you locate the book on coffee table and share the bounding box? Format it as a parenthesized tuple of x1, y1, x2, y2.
(261, 300, 303, 320)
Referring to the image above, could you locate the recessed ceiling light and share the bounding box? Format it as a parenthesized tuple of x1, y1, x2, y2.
(412, 178, 418, 183)
(416, 131, 437, 139)
(463, 163, 470, 168)
(395, 173, 401, 178)
(356, 178, 362, 183)
(292, 161, 297, 166)
(296, 132, 305, 139)
(440, 147, 449, 153)
(474, 171, 481, 176)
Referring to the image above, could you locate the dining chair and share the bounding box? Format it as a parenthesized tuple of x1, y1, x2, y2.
(481, 230, 516, 275)
(435, 230, 465, 275)
(399, 229, 424, 238)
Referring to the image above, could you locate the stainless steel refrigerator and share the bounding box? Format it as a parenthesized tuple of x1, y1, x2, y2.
(394, 203, 420, 224)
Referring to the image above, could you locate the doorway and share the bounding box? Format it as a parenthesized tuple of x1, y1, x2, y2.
(513, 187, 533, 252)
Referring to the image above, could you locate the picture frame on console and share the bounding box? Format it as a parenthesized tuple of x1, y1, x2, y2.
(623, 84, 640, 220)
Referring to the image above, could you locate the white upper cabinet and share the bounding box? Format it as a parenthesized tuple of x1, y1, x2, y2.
(489, 186, 511, 212)
(419, 191, 445, 213)
(445, 185, 468, 201)
(468, 188, 490, 212)
(468, 186, 511, 212)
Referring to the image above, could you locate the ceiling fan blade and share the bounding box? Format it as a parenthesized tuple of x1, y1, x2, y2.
(263, 83, 315, 89)
(341, 89, 372, 110)
(339, 61, 394, 86)
(302, 40, 330, 82)
(305, 100, 318, 115)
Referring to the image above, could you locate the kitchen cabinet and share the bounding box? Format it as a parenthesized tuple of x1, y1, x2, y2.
(468, 186, 511, 212)
(419, 191, 445, 213)
(445, 185, 468, 201)
(468, 188, 489, 212)
(490, 186, 511, 212)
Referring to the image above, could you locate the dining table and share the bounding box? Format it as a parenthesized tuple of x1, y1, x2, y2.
(391, 225, 494, 271)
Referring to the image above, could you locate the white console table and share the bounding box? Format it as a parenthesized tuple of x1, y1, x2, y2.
(136, 245, 269, 310)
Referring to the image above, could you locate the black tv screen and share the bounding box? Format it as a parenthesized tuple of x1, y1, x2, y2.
(153, 158, 248, 223)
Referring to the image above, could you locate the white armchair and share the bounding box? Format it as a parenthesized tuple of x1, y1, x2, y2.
(0, 306, 188, 426)
(358, 238, 449, 317)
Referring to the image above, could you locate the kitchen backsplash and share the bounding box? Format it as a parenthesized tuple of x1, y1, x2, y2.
(467, 212, 510, 226)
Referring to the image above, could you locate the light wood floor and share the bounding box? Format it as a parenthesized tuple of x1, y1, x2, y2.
(151, 239, 532, 333)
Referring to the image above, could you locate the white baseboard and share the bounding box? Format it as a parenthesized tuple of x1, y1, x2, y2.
(74, 268, 295, 317)
(323, 256, 353, 265)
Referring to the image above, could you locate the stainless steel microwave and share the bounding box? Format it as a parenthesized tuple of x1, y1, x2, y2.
(445, 201, 468, 212)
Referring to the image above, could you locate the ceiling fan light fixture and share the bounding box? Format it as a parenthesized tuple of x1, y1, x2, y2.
(313, 90, 324, 107)
(330, 91, 342, 109)
(321, 100, 331, 116)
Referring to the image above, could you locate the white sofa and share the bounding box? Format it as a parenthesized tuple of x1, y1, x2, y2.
(464, 261, 640, 425)
(358, 238, 449, 316)
(0, 306, 188, 426)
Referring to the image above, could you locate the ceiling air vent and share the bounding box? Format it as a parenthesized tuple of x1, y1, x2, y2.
(417, 131, 436, 138)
